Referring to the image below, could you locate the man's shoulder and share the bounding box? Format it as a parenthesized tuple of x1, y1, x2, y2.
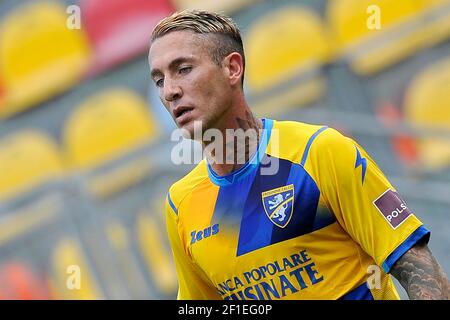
(166, 159, 210, 210)
(272, 119, 331, 142)
(268, 119, 338, 163)
(274, 119, 324, 132)
(274, 119, 347, 144)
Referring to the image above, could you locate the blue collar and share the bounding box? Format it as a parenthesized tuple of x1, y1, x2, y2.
(207, 118, 274, 186)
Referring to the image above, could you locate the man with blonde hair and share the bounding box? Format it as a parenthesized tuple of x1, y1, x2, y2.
(148, 9, 449, 300)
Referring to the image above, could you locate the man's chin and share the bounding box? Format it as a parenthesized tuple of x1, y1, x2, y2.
(177, 119, 203, 141)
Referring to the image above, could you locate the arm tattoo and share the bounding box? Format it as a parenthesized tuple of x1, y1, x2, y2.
(391, 239, 450, 300)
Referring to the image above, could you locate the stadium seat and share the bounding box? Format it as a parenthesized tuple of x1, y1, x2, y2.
(0, 1, 91, 118)
(137, 212, 177, 295)
(0, 79, 5, 110)
(171, 0, 258, 14)
(51, 238, 102, 299)
(0, 262, 51, 299)
(0, 130, 63, 201)
(80, 0, 174, 75)
(421, 0, 450, 48)
(245, 6, 331, 115)
(403, 57, 450, 170)
(327, 0, 432, 75)
(63, 88, 159, 170)
(105, 220, 155, 298)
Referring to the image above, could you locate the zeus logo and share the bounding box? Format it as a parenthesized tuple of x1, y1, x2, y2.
(355, 147, 367, 184)
(190, 224, 219, 245)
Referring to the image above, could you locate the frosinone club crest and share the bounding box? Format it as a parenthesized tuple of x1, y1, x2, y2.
(262, 184, 294, 228)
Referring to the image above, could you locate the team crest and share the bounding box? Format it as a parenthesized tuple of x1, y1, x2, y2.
(262, 184, 294, 228)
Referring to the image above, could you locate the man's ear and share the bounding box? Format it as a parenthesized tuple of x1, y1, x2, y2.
(224, 52, 244, 86)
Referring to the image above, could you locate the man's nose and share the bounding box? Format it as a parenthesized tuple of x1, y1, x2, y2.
(163, 79, 182, 102)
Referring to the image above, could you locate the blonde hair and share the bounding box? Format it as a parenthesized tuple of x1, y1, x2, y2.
(151, 10, 245, 84)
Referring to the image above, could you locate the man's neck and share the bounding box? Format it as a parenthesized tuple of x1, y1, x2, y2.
(205, 110, 263, 177)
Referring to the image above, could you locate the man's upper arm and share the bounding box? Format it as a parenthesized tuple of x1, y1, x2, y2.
(391, 238, 450, 300)
(309, 128, 430, 271)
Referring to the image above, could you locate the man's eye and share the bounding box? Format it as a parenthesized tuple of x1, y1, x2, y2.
(179, 66, 192, 74)
(156, 79, 164, 87)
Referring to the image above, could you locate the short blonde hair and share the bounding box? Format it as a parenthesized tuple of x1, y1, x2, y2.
(151, 10, 245, 84)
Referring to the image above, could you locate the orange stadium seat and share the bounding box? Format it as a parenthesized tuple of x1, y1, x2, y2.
(80, 0, 174, 75)
(245, 6, 331, 116)
(327, 0, 434, 75)
(172, 0, 259, 14)
(0, 130, 64, 201)
(63, 88, 159, 170)
(0, 262, 51, 299)
(0, 1, 91, 118)
(403, 56, 450, 170)
(0, 78, 5, 110)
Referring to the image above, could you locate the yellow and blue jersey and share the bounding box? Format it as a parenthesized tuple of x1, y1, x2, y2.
(165, 119, 430, 300)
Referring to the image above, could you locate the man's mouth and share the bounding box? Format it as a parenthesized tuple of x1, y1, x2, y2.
(174, 106, 194, 119)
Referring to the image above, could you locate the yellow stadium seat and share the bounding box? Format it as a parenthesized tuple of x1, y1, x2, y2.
(51, 238, 102, 299)
(0, 130, 63, 201)
(137, 210, 177, 295)
(421, 0, 450, 48)
(63, 88, 159, 170)
(0, 1, 91, 118)
(172, 0, 259, 14)
(246, 6, 331, 116)
(327, 0, 432, 75)
(404, 57, 450, 170)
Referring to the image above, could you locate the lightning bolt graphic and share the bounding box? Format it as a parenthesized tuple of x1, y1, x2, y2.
(355, 147, 367, 184)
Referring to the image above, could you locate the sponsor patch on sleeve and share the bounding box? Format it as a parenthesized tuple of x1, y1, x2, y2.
(373, 189, 413, 229)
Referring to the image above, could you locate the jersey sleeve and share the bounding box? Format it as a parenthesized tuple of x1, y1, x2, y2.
(165, 194, 221, 299)
(309, 128, 430, 273)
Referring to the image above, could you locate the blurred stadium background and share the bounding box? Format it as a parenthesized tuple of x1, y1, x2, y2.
(0, 0, 449, 299)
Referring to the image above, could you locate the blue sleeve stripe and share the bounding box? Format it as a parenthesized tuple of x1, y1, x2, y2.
(339, 282, 374, 300)
(167, 193, 178, 215)
(382, 225, 431, 273)
(300, 126, 328, 166)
